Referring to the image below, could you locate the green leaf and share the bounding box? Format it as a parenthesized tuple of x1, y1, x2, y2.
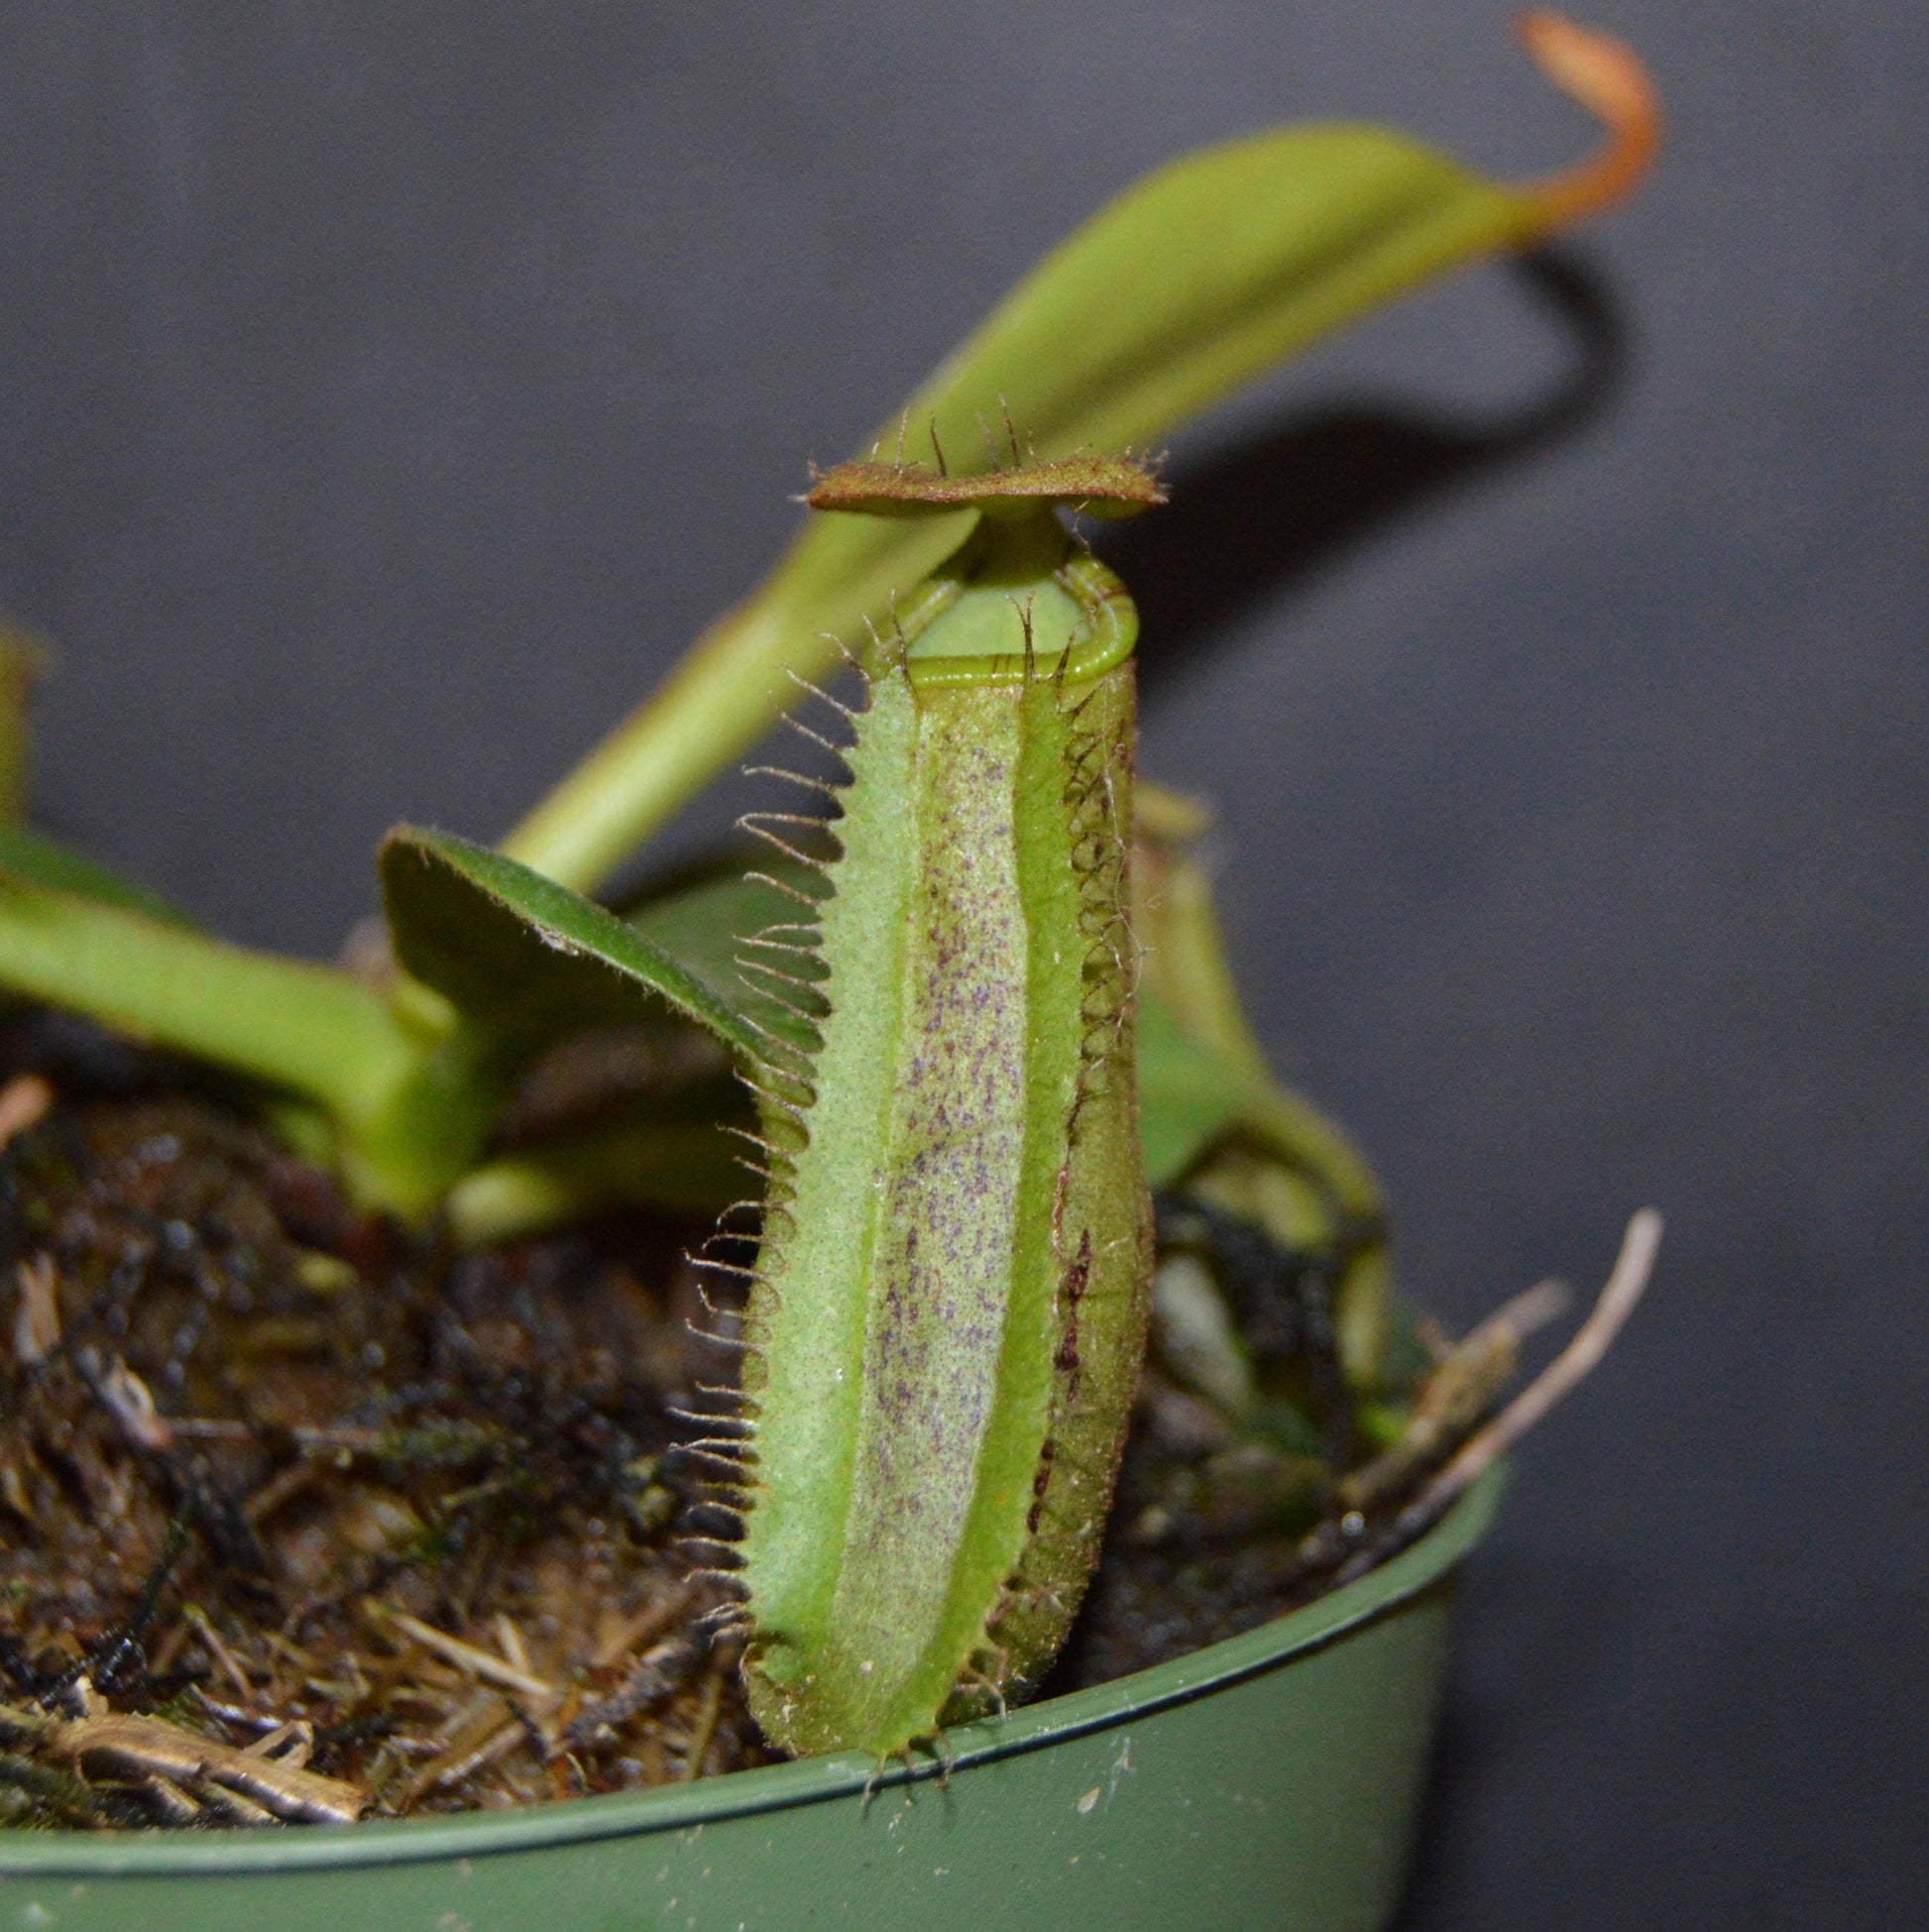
(380, 827, 778, 1069)
(0, 837, 497, 1219)
(0, 826, 192, 927)
(0, 870, 410, 1128)
(506, 125, 1540, 893)
(1136, 985, 1245, 1188)
(623, 855, 824, 1057)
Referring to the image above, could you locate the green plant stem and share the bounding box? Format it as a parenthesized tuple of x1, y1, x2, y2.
(0, 873, 481, 1214)
(502, 518, 965, 891)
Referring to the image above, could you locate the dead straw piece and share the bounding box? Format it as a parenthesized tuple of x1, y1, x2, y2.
(366, 1603, 559, 1707)
(0, 1075, 53, 1151)
(59, 1714, 368, 1824)
(1339, 1276, 1570, 1515)
(591, 1583, 692, 1670)
(681, 1663, 728, 1782)
(1335, 1207, 1662, 1585)
(10, 1253, 58, 1365)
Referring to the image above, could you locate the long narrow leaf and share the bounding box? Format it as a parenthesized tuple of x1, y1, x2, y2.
(0, 826, 191, 927)
(505, 17, 1654, 893)
(0, 872, 408, 1120)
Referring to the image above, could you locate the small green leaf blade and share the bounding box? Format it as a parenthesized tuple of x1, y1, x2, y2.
(624, 856, 825, 1058)
(380, 827, 775, 1069)
(0, 826, 193, 927)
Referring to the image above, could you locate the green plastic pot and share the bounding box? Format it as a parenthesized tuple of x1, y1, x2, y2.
(0, 1471, 1500, 1932)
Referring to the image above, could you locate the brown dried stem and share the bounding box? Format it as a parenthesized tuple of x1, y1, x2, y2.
(1518, 11, 1662, 232)
(1335, 1208, 1662, 1585)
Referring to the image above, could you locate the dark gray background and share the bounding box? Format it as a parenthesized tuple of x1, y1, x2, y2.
(0, 3, 1922, 1923)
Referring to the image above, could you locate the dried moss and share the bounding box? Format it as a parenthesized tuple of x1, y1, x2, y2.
(0, 1041, 1503, 1829)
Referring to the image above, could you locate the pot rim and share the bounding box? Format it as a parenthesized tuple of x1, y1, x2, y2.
(0, 1467, 1503, 1878)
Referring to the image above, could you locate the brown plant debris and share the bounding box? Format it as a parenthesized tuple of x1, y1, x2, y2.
(0, 1027, 1651, 1829)
(0, 1072, 768, 1828)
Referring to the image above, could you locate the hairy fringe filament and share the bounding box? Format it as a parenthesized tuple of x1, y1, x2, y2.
(743, 868, 826, 912)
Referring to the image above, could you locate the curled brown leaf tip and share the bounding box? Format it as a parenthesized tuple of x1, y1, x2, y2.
(806, 451, 1167, 520)
(1517, 11, 1660, 230)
